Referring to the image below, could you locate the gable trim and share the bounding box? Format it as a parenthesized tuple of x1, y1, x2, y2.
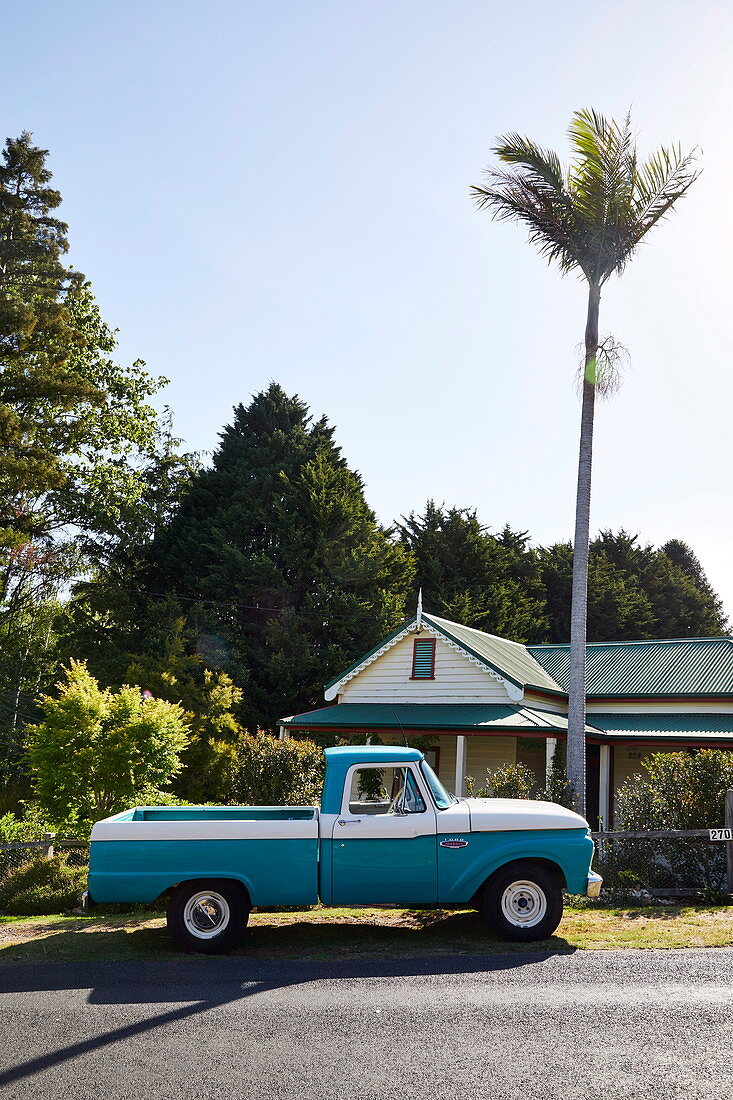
(324, 616, 523, 702)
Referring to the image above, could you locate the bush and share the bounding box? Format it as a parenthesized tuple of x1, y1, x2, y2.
(26, 660, 190, 824)
(616, 750, 733, 830)
(599, 750, 733, 896)
(0, 854, 87, 915)
(538, 742, 574, 809)
(228, 733, 324, 806)
(465, 762, 536, 800)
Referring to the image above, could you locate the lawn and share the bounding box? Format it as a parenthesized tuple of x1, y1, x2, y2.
(1, 903, 732, 964)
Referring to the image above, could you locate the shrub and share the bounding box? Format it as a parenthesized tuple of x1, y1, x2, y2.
(538, 741, 574, 809)
(616, 750, 733, 830)
(26, 660, 190, 823)
(599, 750, 733, 896)
(0, 854, 87, 916)
(467, 762, 536, 800)
(228, 733, 324, 806)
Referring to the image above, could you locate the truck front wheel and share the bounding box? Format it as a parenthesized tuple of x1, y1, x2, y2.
(167, 880, 250, 954)
(481, 862, 563, 942)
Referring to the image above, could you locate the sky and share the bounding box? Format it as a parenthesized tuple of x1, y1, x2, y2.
(3, 0, 732, 621)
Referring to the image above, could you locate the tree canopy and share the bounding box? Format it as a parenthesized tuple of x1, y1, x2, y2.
(398, 501, 548, 642)
(136, 383, 413, 728)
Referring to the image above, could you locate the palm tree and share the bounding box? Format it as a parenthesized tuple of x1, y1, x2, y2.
(472, 110, 699, 814)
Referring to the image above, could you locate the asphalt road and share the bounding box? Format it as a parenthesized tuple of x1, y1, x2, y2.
(0, 949, 731, 1100)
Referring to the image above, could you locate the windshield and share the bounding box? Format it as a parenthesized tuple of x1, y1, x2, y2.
(420, 761, 455, 810)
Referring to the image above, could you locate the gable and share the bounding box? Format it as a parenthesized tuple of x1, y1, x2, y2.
(334, 629, 520, 705)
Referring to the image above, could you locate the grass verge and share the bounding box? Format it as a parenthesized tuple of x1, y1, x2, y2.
(0, 904, 732, 964)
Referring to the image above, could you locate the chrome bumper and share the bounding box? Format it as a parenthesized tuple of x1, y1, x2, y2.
(586, 872, 603, 898)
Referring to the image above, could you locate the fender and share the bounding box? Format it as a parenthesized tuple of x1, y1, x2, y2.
(438, 828, 594, 903)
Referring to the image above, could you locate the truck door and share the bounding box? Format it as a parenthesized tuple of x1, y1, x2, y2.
(331, 764, 437, 903)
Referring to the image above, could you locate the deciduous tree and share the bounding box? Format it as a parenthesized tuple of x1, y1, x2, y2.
(26, 660, 189, 823)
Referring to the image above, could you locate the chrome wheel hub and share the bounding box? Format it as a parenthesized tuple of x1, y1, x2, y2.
(501, 880, 547, 928)
(183, 891, 231, 939)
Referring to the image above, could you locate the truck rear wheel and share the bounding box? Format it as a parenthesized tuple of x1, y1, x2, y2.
(481, 862, 563, 943)
(167, 880, 250, 954)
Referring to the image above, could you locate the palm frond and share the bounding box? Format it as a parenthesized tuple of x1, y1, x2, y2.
(472, 133, 589, 278)
(633, 144, 701, 236)
(492, 133, 566, 195)
(471, 174, 588, 279)
(473, 109, 699, 288)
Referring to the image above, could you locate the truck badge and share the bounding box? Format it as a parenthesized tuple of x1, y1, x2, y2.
(440, 838, 468, 848)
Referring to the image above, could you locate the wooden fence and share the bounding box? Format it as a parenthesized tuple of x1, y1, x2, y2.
(1, 791, 732, 896)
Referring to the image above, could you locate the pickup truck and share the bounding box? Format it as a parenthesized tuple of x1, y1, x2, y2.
(87, 745, 601, 952)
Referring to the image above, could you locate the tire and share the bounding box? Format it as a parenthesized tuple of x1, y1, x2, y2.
(166, 879, 250, 954)
(481, 862, 563, 943)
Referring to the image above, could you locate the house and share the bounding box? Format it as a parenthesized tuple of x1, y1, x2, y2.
(279, 607, 733, 827)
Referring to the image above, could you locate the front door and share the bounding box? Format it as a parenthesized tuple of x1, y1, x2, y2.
(331, 763, 438, 903)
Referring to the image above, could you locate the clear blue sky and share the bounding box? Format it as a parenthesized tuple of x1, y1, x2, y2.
(3, 1, 732, 620)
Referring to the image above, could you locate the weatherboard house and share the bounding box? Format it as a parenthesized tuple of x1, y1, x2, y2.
(280, 606, 733, 827)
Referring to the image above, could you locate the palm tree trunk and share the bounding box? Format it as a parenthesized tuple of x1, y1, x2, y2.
(566, 283, 600, 815)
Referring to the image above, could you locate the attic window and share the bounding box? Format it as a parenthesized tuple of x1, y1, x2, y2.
(411, 637, 436, 679)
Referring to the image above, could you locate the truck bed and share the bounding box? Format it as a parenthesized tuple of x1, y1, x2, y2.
(88, 805, 320, 906)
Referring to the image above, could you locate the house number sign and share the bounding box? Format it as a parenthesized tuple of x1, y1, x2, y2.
(709, 828, 733, 841)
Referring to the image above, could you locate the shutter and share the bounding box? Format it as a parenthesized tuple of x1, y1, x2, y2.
(412, 638, 435, 679)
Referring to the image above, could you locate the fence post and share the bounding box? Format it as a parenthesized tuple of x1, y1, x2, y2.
(721, 792, 726, 893)
(43, 832, 55, 860)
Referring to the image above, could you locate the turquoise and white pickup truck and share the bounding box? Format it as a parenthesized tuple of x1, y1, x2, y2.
(87, 745, 601, 952)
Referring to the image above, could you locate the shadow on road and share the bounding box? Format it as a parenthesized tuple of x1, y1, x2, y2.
(0, 933, 575, 1088)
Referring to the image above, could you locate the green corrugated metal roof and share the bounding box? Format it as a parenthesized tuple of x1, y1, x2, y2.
(420, 614, 564, 695)
(588, 713, 733, 741)
(528, 638, 733, 697)
(281, 702, 579, 733)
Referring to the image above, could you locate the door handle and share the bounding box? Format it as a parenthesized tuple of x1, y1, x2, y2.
(337, 819, 362, 826)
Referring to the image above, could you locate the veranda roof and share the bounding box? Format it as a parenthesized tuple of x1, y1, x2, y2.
(280, 703, 585, 736)
(588, 713, 733, 742)
(280, 703, 733, 746)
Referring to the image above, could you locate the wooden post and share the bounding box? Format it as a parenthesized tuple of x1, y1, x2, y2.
(43, 832, 55, 860)
(598, 745, 611, 829)
(545, 738, 557, 784)
(721, 792, 726, 893)
(454, 736, 466, 799)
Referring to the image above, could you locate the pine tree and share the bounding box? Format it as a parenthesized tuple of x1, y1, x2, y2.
(539, 531, 728, 642)
(0, 133, 98, 547)
(398, 501, 548, 642)
(143, 384, 413, 728)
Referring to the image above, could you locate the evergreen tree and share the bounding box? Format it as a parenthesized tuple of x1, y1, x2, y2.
(539, 531, 727, 642)
(398, 501, 547, 642)
(0, 132, 97, 548)
(0, 133, 191, 809)
(141, 384, 413, 729)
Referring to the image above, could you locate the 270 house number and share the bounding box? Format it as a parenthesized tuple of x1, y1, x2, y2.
(709, 829, 733, 842)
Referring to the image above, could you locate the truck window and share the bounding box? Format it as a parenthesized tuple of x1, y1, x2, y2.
(420, 761, 454, 810)
(347, 766, 426, 815)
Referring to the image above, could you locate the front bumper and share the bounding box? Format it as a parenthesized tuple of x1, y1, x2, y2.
(586, 871, 603, 898)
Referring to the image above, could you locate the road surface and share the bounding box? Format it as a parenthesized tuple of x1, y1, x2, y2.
(1, 949, 731, 1099)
